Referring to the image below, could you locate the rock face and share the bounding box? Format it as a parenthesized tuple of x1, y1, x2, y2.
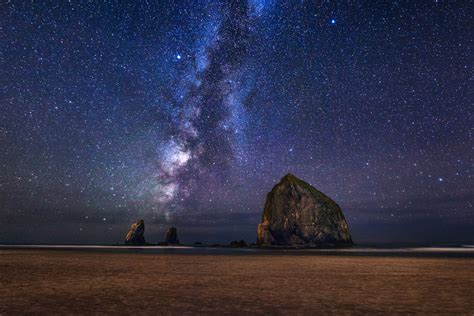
(165, 227, 179, 244)
(125, 219, 146, 244)
(257, 174, 352, 247)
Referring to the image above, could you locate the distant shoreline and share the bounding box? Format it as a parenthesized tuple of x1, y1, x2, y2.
(1, 244, 474, 258)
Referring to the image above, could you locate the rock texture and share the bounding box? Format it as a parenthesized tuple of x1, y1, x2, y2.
(124, 219, 146, 244)
(257, 174, 352, 247)
(165, 227, 179, 244)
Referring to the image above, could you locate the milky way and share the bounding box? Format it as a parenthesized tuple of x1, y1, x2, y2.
(147, 1, 261, 212)
(0, 1, 472, 244)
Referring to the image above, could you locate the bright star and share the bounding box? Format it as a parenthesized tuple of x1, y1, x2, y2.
(176, 54, 182, 60)
(331, 19, 336, 25)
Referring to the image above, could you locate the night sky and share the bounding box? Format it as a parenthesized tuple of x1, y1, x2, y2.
(1, 1, 472, 244)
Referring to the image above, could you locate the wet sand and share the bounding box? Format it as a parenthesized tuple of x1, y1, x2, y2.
(1, 249, 473, 314)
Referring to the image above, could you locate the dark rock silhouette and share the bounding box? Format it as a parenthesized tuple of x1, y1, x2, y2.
(257, 173, 353, 247)
(165, 227, 179, 244)
(124, 219, 146, 244)
(230, 240, 248, 248)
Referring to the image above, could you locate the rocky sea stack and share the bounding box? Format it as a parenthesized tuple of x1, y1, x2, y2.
(165, 227, 179, 244)
(257, 173, 353, 247)
(124, 219, 146, 244)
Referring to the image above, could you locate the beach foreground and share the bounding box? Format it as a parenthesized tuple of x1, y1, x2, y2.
(1, 249, 473, 314)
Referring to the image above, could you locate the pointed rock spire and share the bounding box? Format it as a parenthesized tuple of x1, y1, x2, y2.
(124, 219, 146, 244)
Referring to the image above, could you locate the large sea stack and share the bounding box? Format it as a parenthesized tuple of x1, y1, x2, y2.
(257, 174, 353, 247)
(124, 219, 146, 244)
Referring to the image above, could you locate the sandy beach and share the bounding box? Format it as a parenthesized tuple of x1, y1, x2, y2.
(1, 248, 473, 314)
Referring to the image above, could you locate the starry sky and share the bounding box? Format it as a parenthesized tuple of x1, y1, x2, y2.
(1, 0, 472, 244)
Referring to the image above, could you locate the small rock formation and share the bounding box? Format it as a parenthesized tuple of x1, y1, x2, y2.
(257, 173, 353, 247)
(165, 227, 179, 244)
(230, 240, 248, 248)
(124, 219, 146, 244)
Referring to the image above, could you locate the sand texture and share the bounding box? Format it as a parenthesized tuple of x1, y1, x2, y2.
(1, 250, 473, 314)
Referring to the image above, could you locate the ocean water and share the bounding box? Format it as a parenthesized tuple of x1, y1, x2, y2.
(1, 244, 473, 257)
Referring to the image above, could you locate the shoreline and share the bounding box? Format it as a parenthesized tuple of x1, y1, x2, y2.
(1, 244, 474, 258)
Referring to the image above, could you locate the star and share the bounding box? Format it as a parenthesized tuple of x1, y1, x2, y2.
(0, 0, 471, 245)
